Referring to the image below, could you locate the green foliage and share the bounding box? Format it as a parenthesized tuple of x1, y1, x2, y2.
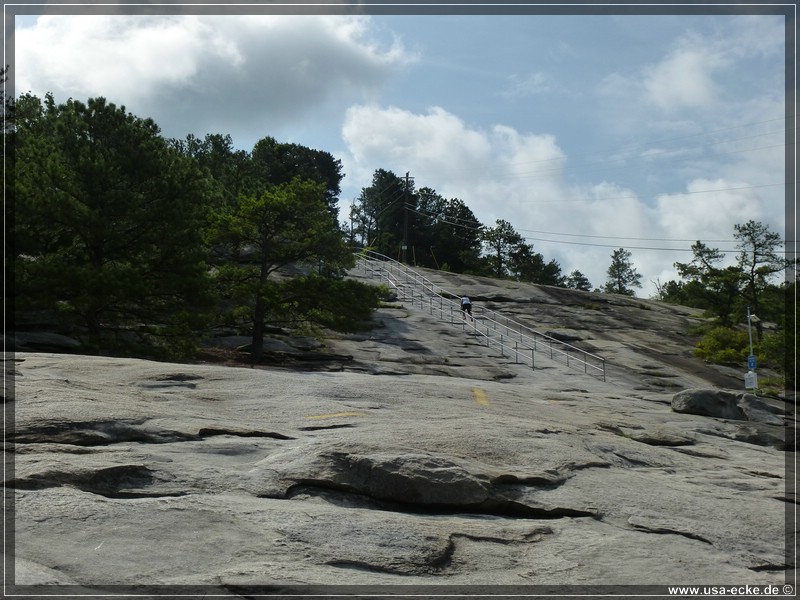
(412, 188, 483, 272)
(279, 275, 382, 332)
(350, 170, 571, 280)
(208, 178, 349, 271)
(12, 89, 377, 362)
(350, 169, 409, 259)
(673, 227, 787, 328)
(603, 248, 642, 296)
(759, 284, 796, 389)
(654, 278, 721, 309)
(251, 136, 344, 216)
(207, 177, 355, 360)
(513, 246, 563, 286)
(478, 219, 561, 283)
(692, 327, 750, 365)
(668, 224, 791, 387)
(692, 323, 792, 389)
(566, 270, 592, 291)
(735, 220, 785, 325)
(14, 94, 214, 356)
(760, 331, 787, 374)
(170, 133, 253, 209)
(481, 219, 524, 279)
(22, 83, 790, 378)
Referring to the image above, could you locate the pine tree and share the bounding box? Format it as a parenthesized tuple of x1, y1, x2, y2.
(14, 94, 214, 356)
(566, 270, 592, 291)
(603, 248, 642, 296)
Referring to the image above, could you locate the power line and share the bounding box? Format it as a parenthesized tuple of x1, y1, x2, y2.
(410, 203, 789, 245)
(408, 204, 794, 253)
(352, 164, 794, 252)
(424, 116, 792, 183)
(516, 225, 794, 246)
(514, 181, 787, 205)
(515, 227, 737, 244)
(519, 235, 735, 253)
(494, 117, 790, 172)
(505, 139, 788, 182)
(521, 235, 796, 254)
(595, 118, 791, 166)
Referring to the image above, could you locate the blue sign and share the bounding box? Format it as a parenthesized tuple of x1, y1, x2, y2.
(748, 355, 757, 370)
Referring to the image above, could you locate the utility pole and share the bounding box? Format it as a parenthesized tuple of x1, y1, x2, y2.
(349, 203, 355, 248)
(402, 171, 413, 263)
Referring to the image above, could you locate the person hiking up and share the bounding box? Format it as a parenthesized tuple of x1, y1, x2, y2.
(460, 295, 473, 322)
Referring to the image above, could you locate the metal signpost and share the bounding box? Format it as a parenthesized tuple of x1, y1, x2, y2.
(745, 306, 758, 392)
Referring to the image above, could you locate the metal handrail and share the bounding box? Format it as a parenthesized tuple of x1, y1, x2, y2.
(353, 250, 606, 381)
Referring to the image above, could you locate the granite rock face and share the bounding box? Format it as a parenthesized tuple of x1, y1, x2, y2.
(7, 272, 795, 595)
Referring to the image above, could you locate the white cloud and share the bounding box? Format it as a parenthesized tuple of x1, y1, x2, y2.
(341, 104, 570, 220)
(642, 43, 724, 111)
(655, 178, 775, 243)
(341, 104, 493, 192)
(15, 14, 413, 143)
(16, 15, 239, 102)
(599, 17, 782, 120)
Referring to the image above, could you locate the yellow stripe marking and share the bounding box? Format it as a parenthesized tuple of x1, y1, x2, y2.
(472, 388, 490, 407)
(304, 411, 368, 420)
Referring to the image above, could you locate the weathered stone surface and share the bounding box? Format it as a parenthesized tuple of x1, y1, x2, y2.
(9, 350, 792, 592)
(7, 269, 795, 593)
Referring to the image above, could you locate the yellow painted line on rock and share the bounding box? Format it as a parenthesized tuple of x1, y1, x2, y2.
(472, 388, 490, 408)
(304, 411, 368, 420)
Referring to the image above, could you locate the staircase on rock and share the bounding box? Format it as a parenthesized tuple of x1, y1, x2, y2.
(349, 251, 606, 382)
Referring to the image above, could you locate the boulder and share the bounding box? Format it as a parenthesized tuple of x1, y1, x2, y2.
(7, 332, 81, 352)
(737, 393, 787, 426)
(671, 388, 786, 425)
(671, 388, 745, 420)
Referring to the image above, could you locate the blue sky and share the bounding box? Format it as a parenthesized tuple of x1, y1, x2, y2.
(11, 5, 793, 297)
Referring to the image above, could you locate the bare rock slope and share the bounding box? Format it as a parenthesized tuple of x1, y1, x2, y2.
(7, 268, 795, 595)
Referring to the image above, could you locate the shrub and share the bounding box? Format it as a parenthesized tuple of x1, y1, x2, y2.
(693, 327, 749, 364)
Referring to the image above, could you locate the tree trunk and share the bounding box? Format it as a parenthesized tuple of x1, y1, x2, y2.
(251, 295, 265, 362)
(250, 242, 271, 362)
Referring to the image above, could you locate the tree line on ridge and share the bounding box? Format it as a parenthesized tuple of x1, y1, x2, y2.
(6, 80, 794, 389)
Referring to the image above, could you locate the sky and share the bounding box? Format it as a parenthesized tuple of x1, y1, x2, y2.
(10, 4, 794, 298)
